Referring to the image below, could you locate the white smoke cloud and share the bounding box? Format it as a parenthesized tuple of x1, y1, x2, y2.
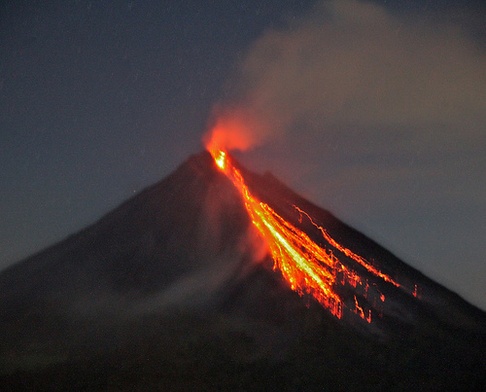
(230, 0, 485, 142)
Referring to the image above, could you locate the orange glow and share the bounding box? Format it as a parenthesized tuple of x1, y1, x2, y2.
(208, 147, 415, 323)
(204, 109, 258, 153)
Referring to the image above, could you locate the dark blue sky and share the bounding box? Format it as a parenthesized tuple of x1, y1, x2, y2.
(1, 0, 314, 260)
(1, 1, 485, 309)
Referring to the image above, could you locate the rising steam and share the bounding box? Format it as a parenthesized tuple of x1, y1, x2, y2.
(204, 0, 485, 152)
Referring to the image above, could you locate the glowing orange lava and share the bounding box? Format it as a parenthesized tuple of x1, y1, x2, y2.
(208, 148, 410, 323)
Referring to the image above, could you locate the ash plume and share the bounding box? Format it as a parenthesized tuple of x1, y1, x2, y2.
(208, 0, 485, 147)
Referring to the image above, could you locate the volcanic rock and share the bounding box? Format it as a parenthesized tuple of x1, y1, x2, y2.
(1, 151, 485, 391)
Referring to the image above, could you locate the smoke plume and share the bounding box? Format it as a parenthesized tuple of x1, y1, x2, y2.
(206, 0, 485, 150)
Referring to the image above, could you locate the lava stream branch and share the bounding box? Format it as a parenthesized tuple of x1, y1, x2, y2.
(293, 206, 401, 288)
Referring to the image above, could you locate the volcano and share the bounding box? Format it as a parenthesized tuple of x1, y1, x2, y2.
(1, 151, 485, 391)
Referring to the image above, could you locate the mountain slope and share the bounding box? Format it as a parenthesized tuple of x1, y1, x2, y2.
(1, 151, 485, 391)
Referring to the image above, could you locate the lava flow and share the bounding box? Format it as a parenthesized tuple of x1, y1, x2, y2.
(208, 148, 408, 323)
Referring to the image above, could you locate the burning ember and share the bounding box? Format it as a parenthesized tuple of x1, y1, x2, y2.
(208, 146, 414, 323)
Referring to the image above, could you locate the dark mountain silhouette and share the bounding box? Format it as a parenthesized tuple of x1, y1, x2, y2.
(1, 151, 485, 391)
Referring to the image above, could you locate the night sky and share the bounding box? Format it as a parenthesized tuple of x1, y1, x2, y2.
(1, 1, 485, 310)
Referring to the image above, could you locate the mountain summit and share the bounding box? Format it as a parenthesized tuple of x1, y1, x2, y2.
(1, 151, 485, 390)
